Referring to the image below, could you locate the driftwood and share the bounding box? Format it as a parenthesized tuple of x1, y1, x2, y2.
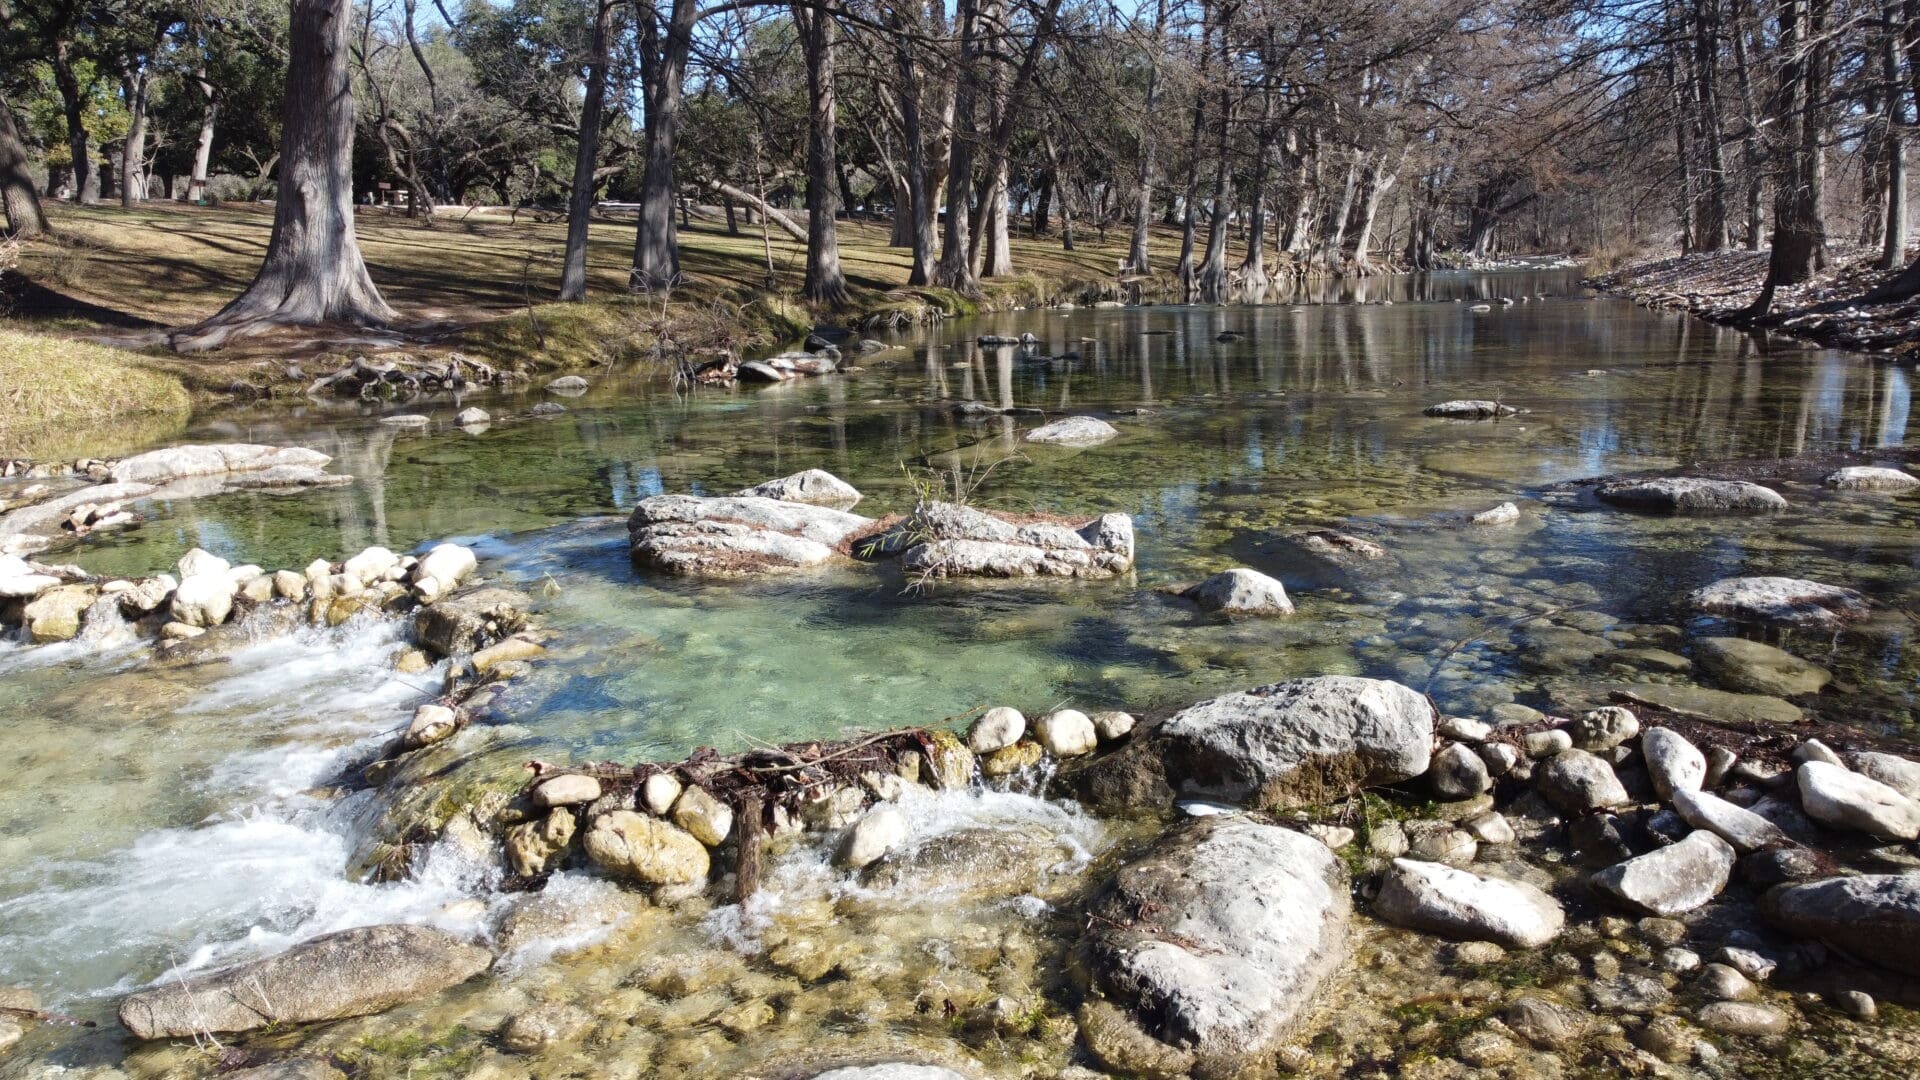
(696, 179, 808, 244)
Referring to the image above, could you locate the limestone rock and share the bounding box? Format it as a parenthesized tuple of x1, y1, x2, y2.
(1696, 1001, 1789, 1035)
(535, 774, 602, 808)
(1092, 711, 1137, 742)
(22, 582, 98, 642)
(1853, 751, 1920, 800)
(1023, 416, 1119, 445)
(1824, 466, 1918, 491)
(1589, 831, 1735, 916)
(1687, 576, 1869, 631)
(808, 1067, 971, 1080)
(506, 808, 576, 876)
(1694, 637, 1831, 697)
(1505, 994, 1588, 1049)
(404, 704, 460, 749)
(1082, 818, 1349, 1076)
(178, 546, 230, 579)
(1151, 676, 1435, 809)
(1035, 709, 1098, 756)
(1374, 858, 1565, 947)
(1430, 743, 1492, 799)
(1470, 501, 1521, 526)
(456, 407, 490, 426)
(1537, 749, 1630, 814)
(966, 706, 1026, 753)
(109, 444, 333, 484)
(835, 805, 908, 870)
(1760, 874, 1920, 977)
(118, 925, 492, 1038)
(584, 811, 710, 885)
(414, 586, 529, 657)
(1424, 400, 1516, 419)
(1642, 727, 1706, 802)
(1596, 477, 1787, 513)
(1572, 706, 1640, 751)
(670, 785, 734, 846)
(411, 543, 478, 602)
(223, 1061, 345, 1080)
(1184, 568, 1293, 616)
(1670, 788, 1790, 853)
(546, 375, 589, 393)
(1797, 760, 1920, 840)
(627, 494, 875, 577)
(732, 469, 864, 510)
(642, 772, 683, 816)
(887, 502, 1134, 580)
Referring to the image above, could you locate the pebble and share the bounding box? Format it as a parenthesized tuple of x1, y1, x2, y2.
(1462, 811, 1514, 844)
(1697, 963, 1755, 1001)
(1660, 947, 1702, 974)
(1835, 989, 1876, 1020)
(1525, 729, 1573, 758)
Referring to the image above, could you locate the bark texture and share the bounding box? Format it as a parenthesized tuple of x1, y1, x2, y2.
(0, 90, 50, 237)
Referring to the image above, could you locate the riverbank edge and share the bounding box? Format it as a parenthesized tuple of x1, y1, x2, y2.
(1584, 248, 1920, 360)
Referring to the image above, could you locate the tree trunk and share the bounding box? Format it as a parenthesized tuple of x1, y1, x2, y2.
(631, 0, 697, 291)
(559, 0, 614, 300)
(795, 3, 847, 305)
(1032, 167, 1052, 236)
(1349, 153, 1395, 272)
(1880, 0, 1909, 269)
(1690, 0, 1731, 251)
(979, 159, 1012, 277)
(1748, 0, 1829, 315)
(52, 48, 97, 205)
(935, 0, 981, 293)
(187, 72, 218, 204)
(1126, 0, 1166, 273)
(121, 66, 152, 207)
(889, 9, 936, 285)
(0, 90, 50, 236)
(1194, 18, 1234, 304)
(170, 0, 395, 351)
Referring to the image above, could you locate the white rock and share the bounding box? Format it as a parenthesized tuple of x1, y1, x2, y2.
(534, 774, 602, 807)
(671, 785, 734, 846)
(731, 469, 863, 510)
(967, 706, 1026, 753)
(1589, 831, 1735, 916)
(343, 546, 400, 586)
(169, 573, 237, 627)
(412, 543, 478, 600)
(177, 547, 230, 579)
(1091, 711, 1136, 741)
(1642, 727, 1707, 801)
(1431, 742, 1493, 799)
(1023, 415, 1119, 445)
(1853, 751, 1920, 800)
(1185, 568, 1294, 616)
(1688, 576, 1870, 630)
(835, 805, 908, 870)
(1824, 466, 1918, 491)
(1671, 788, 1791, 853)
(1797, 760, 1920, 840)
(1439, 716, 1493, 743)
(642, 773, 682, 816)
(1375, 858, 1565, 947)
(1035, 709, 1098, 756)
(1470, 502, 1521, 526)
(1792, 738, 1844, 767)
(456, 407, 490, 425)
(405, 704, 460, 748)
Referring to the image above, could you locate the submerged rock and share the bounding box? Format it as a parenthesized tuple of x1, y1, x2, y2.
(1824, 465, 1918, 491)
(1694, 637, 1830, 696)
(117, 925, 492, 1038)
(1374, 858, 1565, 947)
(1588, 830, 1734, 916)
(887, 502, 1134, 580)
(732, 469, 864, 510)
(1424, 400, 1517, 419)
(1595, 477, 1787, 513)
(1023, 416, 1119, 445)
(1761, 874, 1920, 977)
(1149, 676, 1435, 809)
(1081, 818, 1349, 1077)
(627, 494, 876, 577)
(1687, 576, 1869, 631)
(1609, 682, 1802, 725)
(414, 586, 530, 657)
(809, 1067, 971, 1080)
(1184, 568, 1293, 616)
(861, 824, 1080, 902)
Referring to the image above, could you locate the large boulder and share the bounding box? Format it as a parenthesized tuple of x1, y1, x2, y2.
(170, 573, 237, 628)
(1184, 568, 1293, 616)
(583, 811, 711, 885)
(1693, 637, 1830, 697)
(1374, 858, 1565, 947)
(117, 925, 492, 1038)
(1588, 831, 1735, 916)
(1081, 818, 1349, 1077)
(1687, 576, 1870, 631)
(1595, 477, 1787, 513)
(107, 444, 334, 484)
(732, 469, 863, 510)
(21, 582, 99, 642)
(886, 502, 1133, 580)
(1854, 752, 1920, 800)
(1760, 874, 1920, 977)
(1149, 676, 1435, 809)
(627, 494, 876, 577)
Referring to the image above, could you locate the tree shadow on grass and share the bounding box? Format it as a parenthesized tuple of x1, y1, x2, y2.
(0, 270, 164, 329)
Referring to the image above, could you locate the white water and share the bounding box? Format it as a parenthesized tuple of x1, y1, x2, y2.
(0, 620, 495, 1012)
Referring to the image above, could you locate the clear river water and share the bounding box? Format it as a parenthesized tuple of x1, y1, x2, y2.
(1, 269, 1917, 1075)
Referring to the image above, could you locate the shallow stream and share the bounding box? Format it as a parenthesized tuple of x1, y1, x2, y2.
(3, 269, 1918, 1076)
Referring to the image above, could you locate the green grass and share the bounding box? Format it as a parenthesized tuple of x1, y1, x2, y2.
(0, 329, 191, 457)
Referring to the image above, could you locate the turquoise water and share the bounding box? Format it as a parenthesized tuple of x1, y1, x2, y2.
(2, 270, 1918, 1028)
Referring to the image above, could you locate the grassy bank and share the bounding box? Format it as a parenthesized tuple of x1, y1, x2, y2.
(1, 202, 1166, 446)
(0, 329, 192, 459)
